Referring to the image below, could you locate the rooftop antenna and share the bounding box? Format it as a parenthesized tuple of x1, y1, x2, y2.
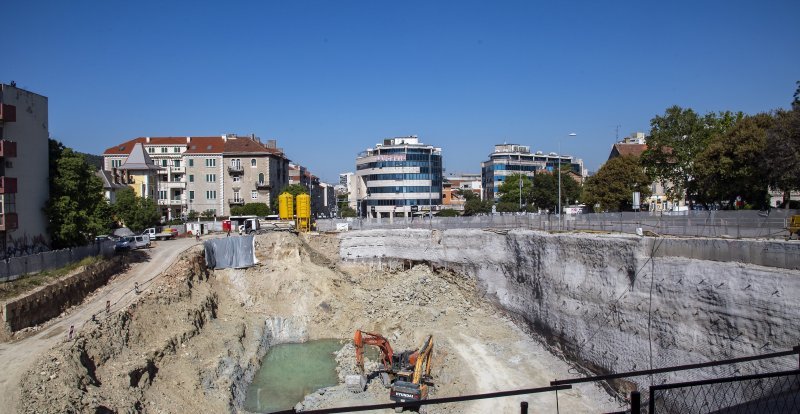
(615, 124, 621, 141)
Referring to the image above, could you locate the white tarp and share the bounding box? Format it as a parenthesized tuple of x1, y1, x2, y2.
(203, 235, 258, 270)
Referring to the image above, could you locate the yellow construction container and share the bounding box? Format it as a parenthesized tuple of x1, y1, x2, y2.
(296, 193, 311, 232)
(278, 192, 294, 220)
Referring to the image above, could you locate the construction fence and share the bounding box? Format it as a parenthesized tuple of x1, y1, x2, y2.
(318, 209, 800, 239)
(0, 241, 115, 283)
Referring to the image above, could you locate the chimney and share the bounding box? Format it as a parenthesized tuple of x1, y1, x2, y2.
(266, 139, 277, 149)
(186, 136, 191, 143)
(145, 137, 150, 143)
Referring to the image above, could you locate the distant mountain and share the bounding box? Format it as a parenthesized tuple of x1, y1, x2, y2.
(79, 152, 104, 171)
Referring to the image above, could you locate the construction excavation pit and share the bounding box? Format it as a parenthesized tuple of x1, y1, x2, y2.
(16, 229, 800, 413)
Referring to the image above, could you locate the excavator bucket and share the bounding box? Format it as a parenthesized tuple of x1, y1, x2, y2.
(346, 374, 367, 393)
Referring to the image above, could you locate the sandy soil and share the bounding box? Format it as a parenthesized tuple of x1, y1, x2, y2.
(15, 232, 621, 413)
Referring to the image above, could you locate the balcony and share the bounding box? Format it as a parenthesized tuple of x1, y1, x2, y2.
(227, 164, 244, 175)
(0, 177, 17, 194)
(228, 198, 245, 205)
(163, 181, 186, 189)
(0, 212, 18, 231)
(256, 181, 271, 190)
(0, 140, 17, 158)
(0, 104, 16, 123)
(158, 199, 185, 206)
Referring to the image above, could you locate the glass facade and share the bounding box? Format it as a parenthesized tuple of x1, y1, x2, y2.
(355, 137, 443, 216)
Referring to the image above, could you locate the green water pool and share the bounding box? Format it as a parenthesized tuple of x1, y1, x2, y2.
(243, 339, 344, 413)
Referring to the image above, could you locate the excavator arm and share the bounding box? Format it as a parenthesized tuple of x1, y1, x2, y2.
(354, 330, 395, 374)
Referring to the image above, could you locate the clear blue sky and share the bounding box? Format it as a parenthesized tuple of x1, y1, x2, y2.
(4, 0, 798, 183)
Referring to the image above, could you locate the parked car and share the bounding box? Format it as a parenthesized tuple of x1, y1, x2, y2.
(132, 235, 151, 249)
(115, 236, 134, 251)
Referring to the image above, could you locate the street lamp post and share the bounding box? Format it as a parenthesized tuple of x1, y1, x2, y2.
(558, 133, 577, 229)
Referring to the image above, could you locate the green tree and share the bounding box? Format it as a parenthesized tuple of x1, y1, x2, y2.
(765, 107, 800, 207)
(529, 171, 580, 213)
(455, 188, 480, 202)
(435, 208, 460, 217)
(641, 106, 737, 208)
(45, 141, 114, 248)
(463, 199, 492, 216)
(113, 187, 160, 232)
(187, 210, 199, 221)
(497, 174, 532, 210)
(339, 206, 357, 217)
(231, 202, 271, 217)
(582, 155, 652, 212)
(199, 209, 216, 220)
(694, 113, 772, 209)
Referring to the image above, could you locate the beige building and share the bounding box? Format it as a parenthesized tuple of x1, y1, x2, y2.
(0, 83, 50, 254)
(103, 135, 288, 219)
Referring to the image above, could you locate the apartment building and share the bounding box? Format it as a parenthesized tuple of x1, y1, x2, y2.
(0, 83, 49, 253)
(355, 136, 443, 218)
(442, 173, 482, 211)
(481, 143, 585, 201)
(103, 134, 289, 219)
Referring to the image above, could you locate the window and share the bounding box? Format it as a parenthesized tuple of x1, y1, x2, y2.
(111, 159, 122, 168)
(189, 159, 194, 167)
(189, 174, 194, 183)
(258, 173, 265, 184)
(205, 158, 216, 167)
(189, 190, 195, 200)
(251, 159, 256, 167)
(148, 147, 154, 153)
(158, 190, 167, 199)
(206, 174, 216, 182)
(173, 147, 180, 153)
(233, 190, 241, 200)
(233, 176, 241, 183)
(161, 160, 167, 167)
(206, 190, 217, 199)
(161, 147, 167, 153)
(173, 160, 181, 167)
(251, 191, 258, 199)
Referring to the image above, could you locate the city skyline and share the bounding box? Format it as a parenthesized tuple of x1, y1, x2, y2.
(4, 1, 798, 183)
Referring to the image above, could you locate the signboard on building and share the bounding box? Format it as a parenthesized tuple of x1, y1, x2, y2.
(410, 205, 419, 212)
(375, 154, 407, 162)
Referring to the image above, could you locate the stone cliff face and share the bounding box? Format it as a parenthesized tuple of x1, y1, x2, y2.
(340, 229, 800, 387)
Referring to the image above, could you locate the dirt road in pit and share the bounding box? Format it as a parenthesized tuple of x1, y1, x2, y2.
(0, 236, 213, 413)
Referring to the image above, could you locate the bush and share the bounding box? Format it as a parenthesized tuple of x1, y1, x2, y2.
(436, 209, 460, 217)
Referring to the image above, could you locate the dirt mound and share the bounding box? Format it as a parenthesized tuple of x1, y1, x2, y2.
(20, 233, 619, 413)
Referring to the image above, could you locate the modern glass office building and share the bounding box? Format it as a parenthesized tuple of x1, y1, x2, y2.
(481, 143, 584, 201)
(355, 136, 442, 218)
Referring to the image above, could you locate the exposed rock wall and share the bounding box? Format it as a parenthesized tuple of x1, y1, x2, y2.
(2, 257, 125, 334)
(340, 229, 800, 387)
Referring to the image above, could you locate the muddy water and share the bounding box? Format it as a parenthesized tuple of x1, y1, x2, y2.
(244, 339, 344, 413)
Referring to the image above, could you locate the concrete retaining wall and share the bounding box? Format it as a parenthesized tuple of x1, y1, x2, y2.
(339, 229, 800, 389)
(1, 257, 125, 334)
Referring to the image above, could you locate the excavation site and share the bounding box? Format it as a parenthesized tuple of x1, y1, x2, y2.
(16, 229, 800, 413)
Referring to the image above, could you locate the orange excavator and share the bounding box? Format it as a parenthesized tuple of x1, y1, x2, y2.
(347, 330, 418, 391)
(347, 330, 434, 412)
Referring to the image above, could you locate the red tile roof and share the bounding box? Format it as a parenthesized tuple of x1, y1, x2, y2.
(609, 143, 647, 159)
(104, 136, 287, 157)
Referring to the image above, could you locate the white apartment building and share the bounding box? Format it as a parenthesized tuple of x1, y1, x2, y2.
(0, 83, 49, 255)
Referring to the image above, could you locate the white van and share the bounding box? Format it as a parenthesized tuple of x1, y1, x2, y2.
(132, 235, 151, 249)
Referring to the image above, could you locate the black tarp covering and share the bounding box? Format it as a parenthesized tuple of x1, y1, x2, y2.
(204, 235, 258, 269)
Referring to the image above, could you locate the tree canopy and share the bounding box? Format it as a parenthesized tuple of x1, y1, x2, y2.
(582, 155, 651, 212)
(497, 174, 532, 210)
(45, 140, 114, 248)
(113, 187, 160, 232)
(230, 202, 271, 217)
(529, 170, 580, 213)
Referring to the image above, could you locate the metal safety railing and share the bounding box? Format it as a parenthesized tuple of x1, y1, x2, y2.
(553, 345, 800, 414)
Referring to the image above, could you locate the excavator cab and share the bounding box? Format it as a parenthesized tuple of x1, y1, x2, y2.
(390, 335, 433, 413)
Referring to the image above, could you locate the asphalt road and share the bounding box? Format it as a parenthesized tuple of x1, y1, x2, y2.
(0, 235, 210, 413)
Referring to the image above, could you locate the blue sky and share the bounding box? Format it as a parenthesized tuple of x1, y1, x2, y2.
(4, 1, 798, 183)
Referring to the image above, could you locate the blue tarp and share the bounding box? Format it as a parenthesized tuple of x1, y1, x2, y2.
(204, 235, 258, 269)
